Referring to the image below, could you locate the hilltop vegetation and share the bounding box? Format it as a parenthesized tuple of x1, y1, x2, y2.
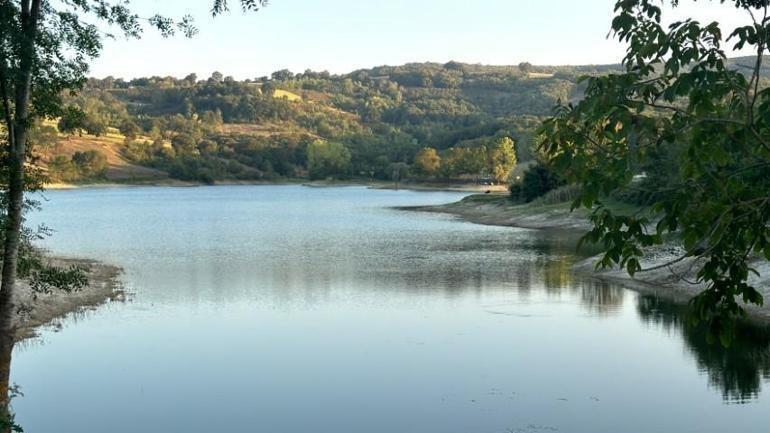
(36, 61, 622, 184)
(40, 57, 768, 186)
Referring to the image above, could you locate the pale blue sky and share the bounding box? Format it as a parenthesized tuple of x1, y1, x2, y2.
(90, 0, 751, 79)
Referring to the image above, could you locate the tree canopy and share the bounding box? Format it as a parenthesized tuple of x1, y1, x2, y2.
(540, 0, 770, 341)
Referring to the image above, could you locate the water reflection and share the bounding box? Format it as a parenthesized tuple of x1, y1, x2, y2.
(577, 280, 626, 316)
(637, 295, 770, 402)
(11, 186, 770, 432)
(521, 236, 770, 403)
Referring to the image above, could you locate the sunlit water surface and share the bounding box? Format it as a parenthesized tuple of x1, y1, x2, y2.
(11, 185, 770, 432)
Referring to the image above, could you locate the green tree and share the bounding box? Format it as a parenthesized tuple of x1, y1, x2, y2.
(171, 133, 198, 155)
(306, 140, 351, 179)
(47, 155, 79, 182)
(0, 0, 269, 425)
(488, 136, 517, 183)
(119, 120, 141, 140)
(414, 147, 441, 176)
(28, 123, 58, 158)
(57, 106, 88, 136)
(540, 0, 770, 341)
(71, 150, 108, 179)
(209, 71, 224, 84)
(510, 161, 565, 203)
(389, 162, 410, 186)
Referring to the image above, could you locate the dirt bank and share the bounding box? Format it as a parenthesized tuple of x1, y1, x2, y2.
(13, 257, 124, 341)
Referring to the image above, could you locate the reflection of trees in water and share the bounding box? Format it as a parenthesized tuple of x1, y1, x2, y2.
(540, 257, 573, 292)
(535, 256, 627, 315)
(576, 279, 625, 315)
(637, 295, 770, 402)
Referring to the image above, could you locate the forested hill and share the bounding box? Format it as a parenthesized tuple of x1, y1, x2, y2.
(32, 61, 625, 184)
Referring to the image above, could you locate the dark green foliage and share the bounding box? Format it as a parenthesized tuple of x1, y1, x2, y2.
(48, 151, 108, 182)
(166, 157, 217, 184)
(616, 141, 685, 205)
(118, 120, 141, 140)
(306, 140, 351, 180)
(510, 161, 565, 202)
(71, 151, 108, 178)
(57, 106, 88, 136)
(46, 156, 79, 182)
(25, 263, 88, 299)
(69, 60, 623, 183)
(540, 0, 770, 338)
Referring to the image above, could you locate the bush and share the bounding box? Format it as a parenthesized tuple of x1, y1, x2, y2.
(119, 120, 141, 140)
(510, 161, 566, 202)
(121, 139, 152, 162)
(48, 156, 79, 182)
(71, 150, 108, 178)
(530, 184, 582, 206)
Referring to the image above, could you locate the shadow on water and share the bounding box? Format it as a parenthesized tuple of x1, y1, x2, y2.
(636, 295, 770, 403)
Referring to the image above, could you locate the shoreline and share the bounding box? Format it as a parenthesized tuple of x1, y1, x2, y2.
(398, 193, 594, 231)
(45, 178, 505, 194)
(406, 194, 770, 325)
(14, 257, 124, 341)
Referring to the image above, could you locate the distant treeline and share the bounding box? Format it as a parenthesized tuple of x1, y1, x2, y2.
(42, 61, 627, 183)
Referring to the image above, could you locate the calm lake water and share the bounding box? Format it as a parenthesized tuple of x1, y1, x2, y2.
(11, 185, 770, 432)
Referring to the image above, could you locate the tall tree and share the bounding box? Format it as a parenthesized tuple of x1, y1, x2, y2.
(488, 136, 517, 183)
(540, 0, 770, 342)
(414, 147, 441, 176)
(0, 0, 269, 427)
(307, 140, 351, 180)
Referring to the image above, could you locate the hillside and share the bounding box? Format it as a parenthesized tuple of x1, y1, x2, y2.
(39, 60, 615, 185)
(39, 127, 169, 184)
(28, 56, 770, 185)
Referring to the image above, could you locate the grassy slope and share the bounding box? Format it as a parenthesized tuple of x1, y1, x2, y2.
(38, 120, 170, 184)
(50, 132, 168, 182)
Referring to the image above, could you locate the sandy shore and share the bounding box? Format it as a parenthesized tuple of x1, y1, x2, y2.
(13, 257, 124, 341)
(408, 194, 770, 323)
(45, 180, 196, 190)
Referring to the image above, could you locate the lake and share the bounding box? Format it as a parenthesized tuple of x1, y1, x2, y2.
(11, 185, 770, 432)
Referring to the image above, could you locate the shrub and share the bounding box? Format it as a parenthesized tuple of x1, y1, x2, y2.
(510, 161, 565, 202)
(71, 150, 108, 179)
(47, 156, 79, 182)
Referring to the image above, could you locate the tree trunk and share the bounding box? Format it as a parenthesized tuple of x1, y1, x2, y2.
(0, 334, 13, 431)
(0, 1, 41, 427)
(0, 123, 26, 425)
